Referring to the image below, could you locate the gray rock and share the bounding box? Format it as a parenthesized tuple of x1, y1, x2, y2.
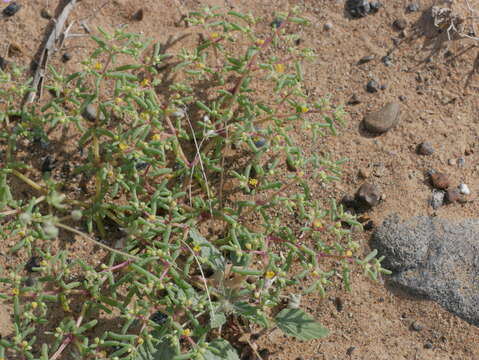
(417, 142, 434, 155)
(355, 183, 381, 208)
(82, 104, 105, 122)
(372, 214, 479, 327)
(430, 189, 445, 209)
(363, 103, 401, 134)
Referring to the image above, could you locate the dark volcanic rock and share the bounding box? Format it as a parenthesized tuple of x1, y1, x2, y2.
(372, 214, 479, 327)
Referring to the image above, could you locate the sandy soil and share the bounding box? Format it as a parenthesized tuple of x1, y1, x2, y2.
(1, 0, 479, 359)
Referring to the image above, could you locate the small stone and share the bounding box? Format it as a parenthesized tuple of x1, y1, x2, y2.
(398, 95, 407, 102)
(430, 189, 445, 209)
(341, 194, 357, 209)
(430, 172, 449, 190)
(323, 22, 333, 31)
(2, 2, 21, 17)
(410, 321, 423, 332)
(346, 0, 371, 18)
(393, 18, 407, 31)
(448, 158, 456, 166)
(357, 55, 375, 65)
(131, 8, 144, 21)
(445, 188, 464, 204)
(366, 80, 379, 93)
(355, 183, 381, 208)
(347, 94, 361, 105)
(369, 2, 382, 13)
(417, 142, 434, 155)
(424, 342, 433, 349)
(346, 346, 356, 356)
(81, 104, 105, 122)
(62, 53, 72, 63)
(363, 102, 401, 134)
(334, 297, 344, 312)
(406, 3, 420, 12)
(40, 8, 52, 19)
(358, 168, 369, 179)
(381, 55, 393, 66)
(7, 43, 22, 57)
(458, 184, 470, 195)
(457, 157, 465, 167)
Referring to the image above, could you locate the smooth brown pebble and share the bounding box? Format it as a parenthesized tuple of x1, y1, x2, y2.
(363, 103, 401, 134)
(445, 188, 465, 204)
(430, 172, 449, 190)
(355, 183, 381, 208)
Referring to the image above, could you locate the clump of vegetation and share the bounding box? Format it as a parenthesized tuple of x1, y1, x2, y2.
(0, 6, 390, 359)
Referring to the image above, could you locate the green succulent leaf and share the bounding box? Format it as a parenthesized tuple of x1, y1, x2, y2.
(275, 308, 329, 340)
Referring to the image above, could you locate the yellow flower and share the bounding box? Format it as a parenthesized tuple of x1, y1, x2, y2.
(245, 243, 252, 250)
(265, 271, 275, 279)
(248, 178, 259, 187)
(137, 337, 144, 345)
(140, 78, 150, 87)
(94, 62, 102, 71)
(148, 214, 156, 221)
(152, 134, 161, 141)
(193, 245, 201, 252)
(210, 32, 220, 39)
(12, 288, 19, 296)
(256, 39, 265, 45)
(140, 112, 150, 120)
(182, 328, 191, 336)
(115, 97, 123, 104)
(345, 250, 353, 257)
(301, 106, 309, 113)
(312, 219, 323, 229)
(31, 302, 38, 309)
(297, 171, 305, 178)
(118, 142, 128, 151)
(274, 63, 285, 73)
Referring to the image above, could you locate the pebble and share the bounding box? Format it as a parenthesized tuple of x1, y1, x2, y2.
(355, 183, 381, 208)
(458, 184, 470, 195)
(448, 158, 456, 166)
(358, 168, 369, 178)
(393, 18, 407, 31)
(366, 80, 379, 93)
(430, 172, 449, 190)
(323, 22, 333, 31)
(457, 157, 465, 167)
(398, 95, 407, 102)
(381, 55, 393, 66)
(357, 55, 375, 65)
(346, 346, 356, 356)
(40, 8, 52, 19)
(445, 188, 465, 204)
(2, 2, 21, 17)
(131, 8, 144, 21)
(82, 104, 105, 122)
(341, 194, 357, 209)
(406, 3, 420, 12)
(424, 342, 433, 349)
(417, 142, 434, 155)
(347, 94, 361, 105)
(62, 53, 72, 63)
(363, 102, 401, 134)
(431, 189, 445, 209)
(346, 0, 372, 18)
(410, 321, 423, 332)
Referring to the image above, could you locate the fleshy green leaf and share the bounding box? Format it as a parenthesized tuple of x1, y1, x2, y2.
(275, 308, 329, 340)
(135, 336, 179, 360)
(210, 311, 226, 329)
(203, 339, 240, 360)
(189, 228, 225, 271)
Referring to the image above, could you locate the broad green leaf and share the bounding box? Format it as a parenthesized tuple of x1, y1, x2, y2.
(210, 311, 226, 329)
(203, 339, 240, 360)
(275, 308, 329, 340)
(189, 228, 225, 271)
(233, 302, 268, 328)
(135, 336, 179, 360)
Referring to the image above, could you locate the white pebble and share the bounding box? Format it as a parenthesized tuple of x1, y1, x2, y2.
(459, 184, 470, 195)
